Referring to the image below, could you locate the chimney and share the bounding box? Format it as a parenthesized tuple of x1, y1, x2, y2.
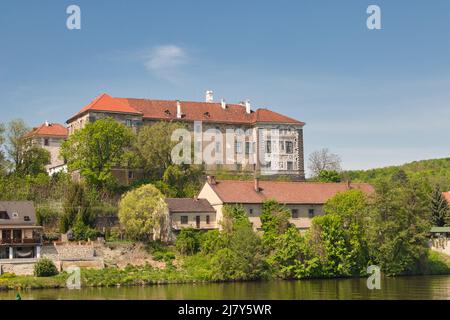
(244, 99, 251, 114)
(205, 90, 214, 103)
(221, 98, 226, 109)
(254, 178, 260, 192)
(176, 100, 182, 119)
(45, 121, 50, 127)
(207, 175, 217, 185)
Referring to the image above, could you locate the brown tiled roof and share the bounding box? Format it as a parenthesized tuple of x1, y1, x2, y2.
(67, 93, 304, 125)
(25, 123, 68, 138)
(443, 192, 450, 203)
(165, 198, 215, 213)
(0, 201, 37, 226)
(207, 180, 375, 204)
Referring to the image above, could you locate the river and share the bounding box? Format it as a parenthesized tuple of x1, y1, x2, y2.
(1, 275, 449, 300)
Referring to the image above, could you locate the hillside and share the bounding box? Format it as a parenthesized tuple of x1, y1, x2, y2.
(343, 158, 450, 189)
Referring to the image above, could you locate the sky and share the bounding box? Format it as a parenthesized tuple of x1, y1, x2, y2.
(0, 0, 449, 172)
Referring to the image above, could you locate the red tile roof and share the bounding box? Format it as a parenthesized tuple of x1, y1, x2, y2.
(443, 192, 450, 203)
(206, 180, 374, 204)
(25, 123, 68, 138)
(67, 93, 304, 125)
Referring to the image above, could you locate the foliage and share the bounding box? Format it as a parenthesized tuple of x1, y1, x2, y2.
(260, 200, 291, 249)
(4, 119, 29, 172)
(60, 182, 96, 233)
(135, 121, 187, 179)
(317, 170, 341, 182)
(18, 145, 51, 176)
(175, 228, 201, 255)
(160, 164, 204, 197)
(34, 258, 59, 277)
(72, 218, 100, 241)
(429, 185, 449, 227)
(367, 177, 431, 275)
(343, 157, 450, 191)
(61, 118, 134, 190)
(36, 206, 59, 228)
(221, 204, 251, 234)
(118, 184, 169, 241)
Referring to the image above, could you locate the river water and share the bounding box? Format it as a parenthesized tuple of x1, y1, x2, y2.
(1, 275, 449, 300)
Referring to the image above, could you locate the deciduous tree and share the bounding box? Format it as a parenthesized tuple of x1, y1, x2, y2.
(308, 148, 341, 177)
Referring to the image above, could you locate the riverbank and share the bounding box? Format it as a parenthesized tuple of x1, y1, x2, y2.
(1, 251, 449, 291)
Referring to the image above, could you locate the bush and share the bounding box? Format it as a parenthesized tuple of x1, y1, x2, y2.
(34, 258, 58, 277)
(43, 233, 60, 242)
(175, 228, 200, 255)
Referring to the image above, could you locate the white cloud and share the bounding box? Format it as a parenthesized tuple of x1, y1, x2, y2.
(144, 45, 188, 82)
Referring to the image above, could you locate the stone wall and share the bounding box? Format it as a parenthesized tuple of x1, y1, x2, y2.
(0, 261, 35, 276)
(42, 243, 96, 260)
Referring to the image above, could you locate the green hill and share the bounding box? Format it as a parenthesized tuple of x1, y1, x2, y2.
(343, 158, 450, 189)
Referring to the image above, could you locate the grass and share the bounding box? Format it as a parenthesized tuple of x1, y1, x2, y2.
(0, 272, 68, 290)
(423, 251, 450, 275)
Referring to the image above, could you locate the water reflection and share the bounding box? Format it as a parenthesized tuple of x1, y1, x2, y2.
(0, 275, 449, 300)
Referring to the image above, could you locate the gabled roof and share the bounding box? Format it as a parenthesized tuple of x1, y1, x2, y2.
(25, 123, 68, 138)
(0, 201, 38, 226)
(67, 93, 143, 122)
(67, 93, 305, 126)
(165, 198, 215, 213)
(206, 180, 374, 204)
(443, 192, 450, 203)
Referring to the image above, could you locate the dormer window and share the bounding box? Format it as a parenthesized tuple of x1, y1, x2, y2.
(11, 212, 19, 219)
(203, 112, 210, 118)
(0, 211, 9, 219)
(24, 216, 30, 222)
(164, 109, 171, 116)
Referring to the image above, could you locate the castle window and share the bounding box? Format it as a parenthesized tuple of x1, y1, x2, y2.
(125, 119, 132, 127)
(291, 209, 299, 219)
(266, 140, 271, 153)
(287, 161, 293, 171)
(245, 142, 251, 155)
(44, 138, 49, 146)
(308, 209, 315, 218)
(181, 216, 188, 224)
(235, 142, 242, 154)
(285, 141, 293, 154)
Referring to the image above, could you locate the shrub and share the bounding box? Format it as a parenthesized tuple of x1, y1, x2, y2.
(175, 228, 200, 255)
(34, 258, 58, 277)
(43, 233, 60, 242)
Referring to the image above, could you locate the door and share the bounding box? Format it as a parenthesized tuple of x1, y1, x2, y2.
(196, 216, 201, 229)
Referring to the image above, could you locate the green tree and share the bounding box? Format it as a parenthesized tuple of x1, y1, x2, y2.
(260, 199, 291, 249)
(221, 204, 251, 234)
(61, 118, 134, 190)
(318, 170, 341, 182)
(161, 164, 204, 197)
(175, 228, 201, 255)
(0, 123, 7, 175)
(19, 145, 51, 176)
(118, 184, 169, 241)
(5, 119, 29, 172)
(135, 121, 187, 179)
(368, 178, 431, 275)
(429, 185, 449, 227)
(60, 182, 95, 233)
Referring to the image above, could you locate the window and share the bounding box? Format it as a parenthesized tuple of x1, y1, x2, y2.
(24, 216, 30, 221)
(181, 216, 188, 224)
(291, 209, 299, 219)
(245, 141, 251, 155)
(44, 138, 49, 146)
(206, 215, 210, 225)
(266, 140, 271, 153)
(249, 208, 253, 215)
(235, 141, 242, 154)
(128, 171, 134, 179)
(0, 211, 8, 219)
(266, 161, 271, 169)
(285, 141, 293, 154)
(308, 209, 315, 218)
(215, 141, 221, 153)
(195, 123, 202, 133)
(287, 161, 293, 171)
(279, 141, 285, 152)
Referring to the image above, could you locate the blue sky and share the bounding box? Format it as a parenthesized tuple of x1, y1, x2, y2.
(0, 0, 449, 171)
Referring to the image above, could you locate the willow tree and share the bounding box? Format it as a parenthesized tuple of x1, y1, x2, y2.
(118, 184, 169, 241)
